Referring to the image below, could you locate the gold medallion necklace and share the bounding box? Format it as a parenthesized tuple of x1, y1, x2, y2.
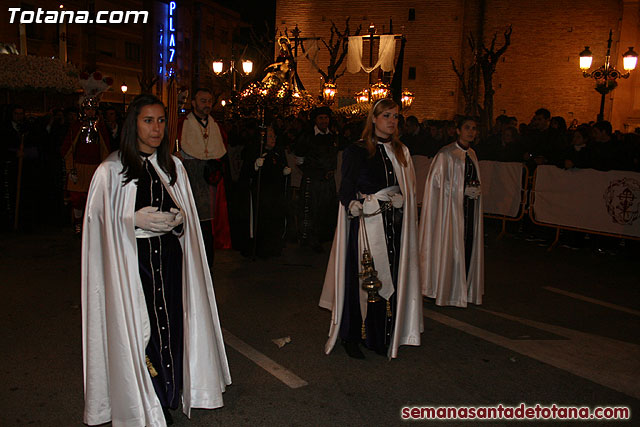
(200, 118, 210, 155)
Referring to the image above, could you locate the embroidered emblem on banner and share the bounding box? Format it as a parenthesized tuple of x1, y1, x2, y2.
(603, 178, 640, 225)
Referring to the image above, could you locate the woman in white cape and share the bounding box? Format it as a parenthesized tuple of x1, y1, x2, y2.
(82, 94, 231, 426)
(418, 115, 484, 307)
(319, 98, 422, 359)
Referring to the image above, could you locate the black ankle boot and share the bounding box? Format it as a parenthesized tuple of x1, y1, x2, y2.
(162, 407, 174, 425)
(342, 340, 365, 359)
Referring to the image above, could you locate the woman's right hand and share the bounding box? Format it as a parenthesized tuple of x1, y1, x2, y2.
(134, 206, 173, 232)
(348, 200, 363, 217)
(254, 157, 265, 171)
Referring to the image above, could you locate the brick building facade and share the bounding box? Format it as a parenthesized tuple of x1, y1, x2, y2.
(276, 0, 640, 131)
(0, 0, 243, 109)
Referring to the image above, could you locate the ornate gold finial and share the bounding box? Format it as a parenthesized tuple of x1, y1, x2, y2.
(359, 248, 382, 303)
(146, 355, 158, 377)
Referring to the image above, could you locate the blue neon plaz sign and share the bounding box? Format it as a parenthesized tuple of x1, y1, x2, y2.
(168, 1, 176, 75)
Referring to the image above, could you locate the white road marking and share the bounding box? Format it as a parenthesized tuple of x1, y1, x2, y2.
(222, 328, 308, 389)
(424, 309, 640, 399)
(543, 286, 640, 316)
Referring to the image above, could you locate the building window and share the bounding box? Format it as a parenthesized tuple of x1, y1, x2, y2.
(97, 37, 115, 58)
(125, 42, 141, 61)
(408, 8, 416, 21)
(408, 66, 416, 80)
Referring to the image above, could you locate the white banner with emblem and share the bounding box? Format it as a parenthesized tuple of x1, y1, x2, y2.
(479, 161, 524, 217)
(532, 166, 640, 237)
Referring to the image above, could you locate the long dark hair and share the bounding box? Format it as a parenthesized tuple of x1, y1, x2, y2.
(360, 98, 407, 167)
(119, 94, 177, 186)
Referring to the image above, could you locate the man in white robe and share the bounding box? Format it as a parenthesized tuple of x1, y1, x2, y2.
(177, 88, 232, 264)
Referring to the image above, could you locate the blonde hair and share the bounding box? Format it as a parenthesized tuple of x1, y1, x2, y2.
(360, 98, 407, 166)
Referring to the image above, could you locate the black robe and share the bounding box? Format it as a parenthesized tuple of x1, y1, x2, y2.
(295, 130, 338, 244)
(251, 146, 289, 257)
(337, 142, 402, 353)
(135, 154, 183, 410)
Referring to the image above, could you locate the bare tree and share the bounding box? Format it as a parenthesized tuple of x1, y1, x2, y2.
(137, 73, 158, 94)
(451, 26, 512, 134)
(471, 25, 512, 133)
(300, 18, 362, 83)
(450, 57, 480, 117)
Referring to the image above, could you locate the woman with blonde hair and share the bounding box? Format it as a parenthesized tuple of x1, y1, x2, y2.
(319, 98, 422, 359)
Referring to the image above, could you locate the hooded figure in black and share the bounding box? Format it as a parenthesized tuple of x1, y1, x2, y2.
(246, 125, 291, 257)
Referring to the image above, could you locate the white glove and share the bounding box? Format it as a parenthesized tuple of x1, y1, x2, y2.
(134, 206, 173, 232)
(167, 207, 184, 228)
(254, 157, 265, 171)
(349, 200, 363, 217)
(390, 193, 403, 209)
(464, 185, 481, 199)
(283, 166, 292, 176)
(69, 168, 78, 184)
(295, 156, 304, 166)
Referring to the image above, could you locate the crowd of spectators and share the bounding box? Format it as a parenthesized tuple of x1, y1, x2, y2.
(2, 102, 640, 242)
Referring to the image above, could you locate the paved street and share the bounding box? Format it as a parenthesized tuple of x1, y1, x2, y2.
(1, 222, 638, 426)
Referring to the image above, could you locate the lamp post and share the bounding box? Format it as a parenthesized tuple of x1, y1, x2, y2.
(212, 57, 254, 92)
(401, 89, 415, 110)
(579, 29, 638, 122)
(322, 82, 337, 105)
(120, 82, 128, 113)
(370, 80, 390, 101)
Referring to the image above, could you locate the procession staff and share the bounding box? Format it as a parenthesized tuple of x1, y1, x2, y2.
(251, 125, 291, 258)
(319, 98, 422, 359)
(13, 132, 23, 230)
(61, 98, 110, 234)
(82, 94, 231, 426)
(418, 115, 484, 307)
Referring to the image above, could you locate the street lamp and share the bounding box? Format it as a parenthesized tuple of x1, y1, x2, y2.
(580, 29, 638, 121)
(401, 89, 415, 110)
(121, 82, 128, 112)
(355, 81, 392, 104)
(370, 80, 390, 101)
(241, 60, 253, 75)
(322, 82, 337, 105)
(212, 57, 254, 91)
(355, 89, 370, 104)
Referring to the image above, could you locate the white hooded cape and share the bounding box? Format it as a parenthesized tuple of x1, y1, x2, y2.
(82, 152, 231, 427)
(319, 144, 423, 359)
(418, 142, 484, 307)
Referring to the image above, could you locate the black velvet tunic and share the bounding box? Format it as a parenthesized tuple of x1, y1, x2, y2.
(135, 154, 183, 409)
(462, 147, 479, 274)
(337, 141, 402, 353)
